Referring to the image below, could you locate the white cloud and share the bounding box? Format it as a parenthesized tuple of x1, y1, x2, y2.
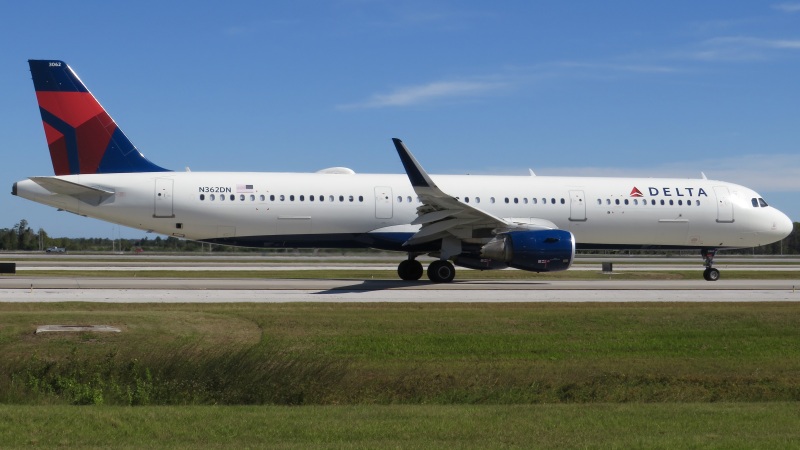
(338, 80, 508, 110)
(688, 36, 800, 61)
(773, 3, 800, 13)
(552, 61, 679, 74)
(529, 153, 800, 193)
(338, 60, 682, 110)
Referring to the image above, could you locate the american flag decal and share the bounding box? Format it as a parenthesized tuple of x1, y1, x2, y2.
(237, 184, 254, 193)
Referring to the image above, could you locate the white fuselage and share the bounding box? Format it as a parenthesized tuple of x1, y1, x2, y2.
(14, 171, 793, 251)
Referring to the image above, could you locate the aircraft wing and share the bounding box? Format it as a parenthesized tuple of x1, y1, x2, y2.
(392, 138, 556, 246)
(30, 177, 115, 206)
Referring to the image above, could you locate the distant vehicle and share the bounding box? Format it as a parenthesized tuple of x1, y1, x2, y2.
(45, 247, 66, 253)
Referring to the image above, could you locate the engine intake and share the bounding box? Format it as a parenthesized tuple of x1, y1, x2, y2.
(480, 229, 575, 272)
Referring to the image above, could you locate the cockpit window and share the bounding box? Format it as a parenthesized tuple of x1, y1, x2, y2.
(752, 198, 759, 207)
(759, 198, 768, 207)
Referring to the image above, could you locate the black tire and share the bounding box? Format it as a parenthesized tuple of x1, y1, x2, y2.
(427, 260, 455, 283)
(398, 259, 423, 281)
(703, 267, 720, 281)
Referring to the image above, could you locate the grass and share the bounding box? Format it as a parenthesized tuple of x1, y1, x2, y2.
(2, 301, 800, 447)
(2, 302, 800, 405)
(0, 403, 799, 449)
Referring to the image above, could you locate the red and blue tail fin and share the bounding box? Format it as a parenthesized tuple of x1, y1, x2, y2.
(28, 60, 169, 175)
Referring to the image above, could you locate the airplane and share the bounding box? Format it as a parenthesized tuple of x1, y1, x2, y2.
(12, 60, 794, 282)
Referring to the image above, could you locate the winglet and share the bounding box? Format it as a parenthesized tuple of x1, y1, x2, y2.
(392, 138, 438, 189)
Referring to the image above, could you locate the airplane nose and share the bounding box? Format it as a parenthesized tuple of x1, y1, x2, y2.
(773, 211, 795, 240)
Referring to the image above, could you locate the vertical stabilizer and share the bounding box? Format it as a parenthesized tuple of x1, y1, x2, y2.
(28, 60, 169, 175)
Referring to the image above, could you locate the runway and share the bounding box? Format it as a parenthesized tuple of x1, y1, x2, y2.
(1, 253, 799, 303)
(1, 277, 799, 302)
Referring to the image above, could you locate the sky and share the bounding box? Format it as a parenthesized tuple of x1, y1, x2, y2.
(2, 1, 799, 239)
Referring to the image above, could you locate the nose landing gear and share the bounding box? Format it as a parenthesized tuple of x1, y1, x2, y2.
(701, 248, 720, 281)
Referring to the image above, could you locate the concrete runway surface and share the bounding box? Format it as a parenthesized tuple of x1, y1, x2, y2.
(1, 254, 798, 303)
(1, 277, 799, 303)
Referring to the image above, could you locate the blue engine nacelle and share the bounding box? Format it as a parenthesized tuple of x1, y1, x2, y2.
(479, 229, 575, 272)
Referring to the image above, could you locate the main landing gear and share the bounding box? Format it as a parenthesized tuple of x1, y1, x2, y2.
(397, 256, 456, 283)
(397, 257, 423, 281)
(701, 248, 720, 281)
(427, 260, 456, 283)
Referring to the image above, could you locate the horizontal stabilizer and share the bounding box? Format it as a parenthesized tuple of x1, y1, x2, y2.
(30, 177, 114, 206)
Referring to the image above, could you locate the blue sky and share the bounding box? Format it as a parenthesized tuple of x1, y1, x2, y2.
(2, 1, 799, 239)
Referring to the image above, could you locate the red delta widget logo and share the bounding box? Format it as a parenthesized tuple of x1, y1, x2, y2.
(630, 186, 708, 197)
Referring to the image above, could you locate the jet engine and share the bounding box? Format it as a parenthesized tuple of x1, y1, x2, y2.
(480, 229, 575, 272)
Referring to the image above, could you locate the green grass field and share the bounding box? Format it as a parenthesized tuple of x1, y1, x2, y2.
(2, 301, 800, 447)
(2, 403, 799, 449)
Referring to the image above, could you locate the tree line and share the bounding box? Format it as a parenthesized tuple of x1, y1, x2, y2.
(0, 219, 223, 253)
(1, 218, 799, 255)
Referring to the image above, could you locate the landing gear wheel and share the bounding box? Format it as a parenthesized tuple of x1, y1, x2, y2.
(701, 248, 720, 282)
(427, 260, 456, 283)
(703, 267, 720, 282)
(398, 259, 424, 281)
